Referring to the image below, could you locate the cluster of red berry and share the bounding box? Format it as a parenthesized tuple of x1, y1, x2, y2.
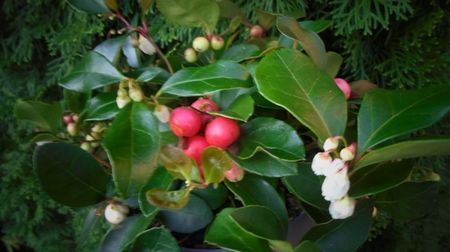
(169, 98, 243, 181)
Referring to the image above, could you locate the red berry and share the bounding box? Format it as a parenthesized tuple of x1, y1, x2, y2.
(169, 107, 202, 137)
(191, 98, 220, 112)
(205, 117, 240, 149)
(334, 78, 352, 100)
(183, 135, 210, 165)
(63, 115, 73, 124)
(250, 25, 264, 38)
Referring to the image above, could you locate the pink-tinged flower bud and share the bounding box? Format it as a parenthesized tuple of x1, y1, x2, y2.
(323, 158, 346, 177)
(321, 167, 350, 201)
(63, 115, 73, 124)
(334, 78, 352, 100)
(311, 152, 332, 176)
(67, 123, 77, 137)
(224, 163, 245, 182)
(323, 136, 340, 151)
(105, 203, 129, 225)
(329, 196, 356, 219)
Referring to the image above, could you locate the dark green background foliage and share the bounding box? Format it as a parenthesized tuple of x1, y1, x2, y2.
(1, 0, 449, 251)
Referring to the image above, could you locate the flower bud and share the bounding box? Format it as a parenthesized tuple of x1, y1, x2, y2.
(224, 163, 245, 182)
(311, 152, 332, 176)
(91, 123, 106, 133)
(72, 114, 79, 122)
(104, 203, 129, 225)
(321, 167, 350, 201)
(334, 78, 352, 100)
(211, 36, 224, 50)
(322, 158, 346, 177)
(117, 88, 128, 98)
(323, 136, 339, 151)
(63, 115, 73, 124)
(129, 86, 144, 102)
(154, 104, 171, 123)
(250, 25, 264, 38)
(67, 123, 77, 137)
(329, 196, 356, 219)
(80, 142, 92, 152)
(116, 96, 131, 109)
(340, 147, 354, 161)
(192, 36, 210, 52)
(184, 48, 198, 63)
(138, 34, 156, 55)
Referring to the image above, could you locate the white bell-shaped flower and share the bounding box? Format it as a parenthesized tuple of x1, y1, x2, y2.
(323, 137, 339, 151)
(311, 152, 332, 176)
(329, 196, 356, 219)
(321, 167, 350, 201)
(322, 158, 346, 177)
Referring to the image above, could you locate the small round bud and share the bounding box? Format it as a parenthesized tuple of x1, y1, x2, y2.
(129, 87, 144, 102)
(192, 36, 210, 52)
(250, 25, 264, 38)
(104, 203, 129, 225)
(67, 123, 77, 137)
(323, 137, 340, 152)
(138, 34, 156, 55)
(184, 48, 198, 63)
(211, 36, 224, 50)
(116, 96, 131, 109)
(329, 196, 356, 219)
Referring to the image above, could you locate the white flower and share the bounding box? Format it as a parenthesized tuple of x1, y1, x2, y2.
(322, 158, 346, 177)
(105, 203, 129, 225)
(138, 34, 156, 55)
(323, 137, 339, 151)
(340, 142, 356, 161)
(311, 152, 332, 175)
(321, 167, 350, 201)
(329, 196, 356, 219)
(116, 96, 131, 109)
(154, 104, 171, 123)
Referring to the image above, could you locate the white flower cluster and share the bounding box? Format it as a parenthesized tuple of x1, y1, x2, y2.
(311, 136, 357, 219)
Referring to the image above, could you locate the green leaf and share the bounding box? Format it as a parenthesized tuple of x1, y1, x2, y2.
(84, 92, 119, 121)
(255, 48, 347, 143)
(295, 241, 321, 252)
(283, 163, 328, 209)
(159, 194, 213, 233)
(103, 102, 160, 198)
(238, 117, 304, 161)
(232, 152, 298, 177)
(60, 52, 125, 92)
(256, 9, 276, 30)
(209, 94, 254, 122)
(357, 86, 450, 153)
(324, 52, 343, 78)
(349, 161, 413, 198)
(94, 36, 126, 64)
(277, 16, 326, 69)
(64, 89, 90, 114)
(230, 205, 287, 240)
(221, 44, 260, 62)
(303, 201, 373, 252)
(192, 184, 228, 210)
(205, 208, 272, 252)
(158, 60, 251, 97)
(31, 133, 61, 143)
(158, 145, 193, 180)
(67, 0, 110, 13)
(355, 138, 450, 170)
(127, 227, 179, 252)
(225, 175, 288, 230)
(202, 147, 233, 184)
(146, 188, 190, 209)
(217, 0, 245, 19)
(15, 100, 62, 132)
(374, 182, 438, 220)
(212, 87, 254, 109)
(33, 143, 108, 207)
(122, 36, 141, 68)
(100, 214, 156, 252)
(300, 20, 332, 33)
(139, 167, 173, 216)
(136, 67, 170, 83)
(156, 0, 219, 32)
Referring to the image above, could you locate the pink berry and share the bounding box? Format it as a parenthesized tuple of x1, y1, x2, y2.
(183, 135, 210, 165)
(191, 98, 220, 112)
(334, 78, 352, 100)
(169, 107, 202, 137)
(205, 117, 240, 149)
(224, 163, 244, 182)
(63, 115, 73, 124)
(250, 25, 264, 38)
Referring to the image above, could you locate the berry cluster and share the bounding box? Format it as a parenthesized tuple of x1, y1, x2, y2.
(184, 35, 224, 63)
(311, 136, 357, 219)
(169, 98, 243, 182)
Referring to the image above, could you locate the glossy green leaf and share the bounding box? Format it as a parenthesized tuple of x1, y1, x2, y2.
(209, 94, 254, 122)
(127, 227, 179, 252)
(221, 44, 260, 62)
(232, 152, 297, 177)
(374, 182, 438, 220)
(256, 9, 276, 29)
(156, 0, 219, 32)
(67, 0, 110, 13)
(31, 133, 61, 143)
(212, 87, 253, 109)
(100, 214, 156, 252)
(357, 86, 450, 153)
(136, 67, 170, 83)
(146, 188, 190, 209)
(159, 194, 212, 233)
(295, 240, 321, 252)
(60, 52, 125, 92)
(303, 201, 373, 252)
(226, 175, 288, 230)
(84, 92, 119, 121)
(283, 163, 328, 209)
(158, 145, 193, 180)
(205, 208, 272, 252)
(238, 117, 304, 161)
(192, 184, 228, 210)
(139, 167, 173, 216)
(202, 147, 233, 184)
(103, 102, 160, 198)
(33, 143, 108, 207)
(94, 36, 126, 64)
(324, 52, 343, 78)
(355, 138, 450, 170)
(300, 20, 332, 33)
(122, 36, 141, 68)
(158, 60, 251, 97)
(230, 205, 287, 240)
(255, 48, 347, 143)
(277, 16, 326, 69)
(349, 161, 413, 198)
(15, 100, 62, 132)
(64, 89, 90, 114)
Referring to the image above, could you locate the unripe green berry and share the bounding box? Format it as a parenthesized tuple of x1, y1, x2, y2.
(184, 48, 198, 63)
(211, 36, 224, 50)
(192, 36, 210, 52)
